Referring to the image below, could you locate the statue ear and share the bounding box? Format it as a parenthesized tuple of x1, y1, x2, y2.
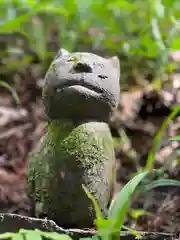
(56, 48, 70, 58)
(109, 56, 120, 70)
(108, 56, 120, 78)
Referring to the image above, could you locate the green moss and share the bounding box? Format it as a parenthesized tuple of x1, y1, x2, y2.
(28, 120, 115, 228)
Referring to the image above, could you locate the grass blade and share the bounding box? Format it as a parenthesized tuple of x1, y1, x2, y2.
(82, 184, 105, 228)
(169, 136, 180, 141)
(0, 80, 20, 105)
(145, 105, 180, 171)
(139, 179, 180, 193)
(106, 171, 149, 238)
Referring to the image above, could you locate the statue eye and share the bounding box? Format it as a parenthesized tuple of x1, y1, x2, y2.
(98, 75, 108, 79)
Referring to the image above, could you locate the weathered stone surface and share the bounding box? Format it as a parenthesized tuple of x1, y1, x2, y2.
(28, 52, 120, 228)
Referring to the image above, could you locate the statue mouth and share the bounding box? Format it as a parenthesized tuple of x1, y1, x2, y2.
(55, 80, 103, 95)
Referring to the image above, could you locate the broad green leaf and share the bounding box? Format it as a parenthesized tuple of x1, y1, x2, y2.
(162, 0, 177, 8)
(170, 38, 180, 51)
(35, 5, 68, 15)
(107, 1, 136, 11)
(35, 229, 73, 240)
(0, 3, 68, 32)
(0, 232, 14, 239)
(12, 233, 24, 240)
(79, 238, 95, 240)
(41, 233, 72, 240)
(0, 14, 29, 32)
(106, 171, 149, 238)
(27, 0, 37, 6)
(23, 230, 42, 240)
(80, 237, 99, 240)
(108, 171, 149, 217)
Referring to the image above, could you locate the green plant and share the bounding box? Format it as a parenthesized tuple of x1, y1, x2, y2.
(0, 171, 150, 240)
(0, 0, 180, 83)
(0, 80, 20, 104)
(0, 169, 180, 240)
(169, 135, 180, 157)
(0, 1, 179, 238)
(83, 169, 180, 240)
(144, 105, 180, 171)
(129, 209, 152, 221)
(0, 229, 73, 240)
(81, 104, 180, 239)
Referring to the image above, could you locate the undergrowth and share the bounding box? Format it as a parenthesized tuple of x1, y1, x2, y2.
(0, 0, 180, 85)
(0, 107, 179, 240)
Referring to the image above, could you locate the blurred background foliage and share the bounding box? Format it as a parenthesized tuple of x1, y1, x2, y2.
(0, 0, 180, 89)
(0, 1, 180, 232)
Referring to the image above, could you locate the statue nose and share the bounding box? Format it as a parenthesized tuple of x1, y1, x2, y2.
(73, 62, 92, 73)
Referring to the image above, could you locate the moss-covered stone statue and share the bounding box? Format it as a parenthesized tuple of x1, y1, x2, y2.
(27, 50, 120, 228)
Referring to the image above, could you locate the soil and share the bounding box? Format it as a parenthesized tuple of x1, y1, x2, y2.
(0, 55, 179, 235)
